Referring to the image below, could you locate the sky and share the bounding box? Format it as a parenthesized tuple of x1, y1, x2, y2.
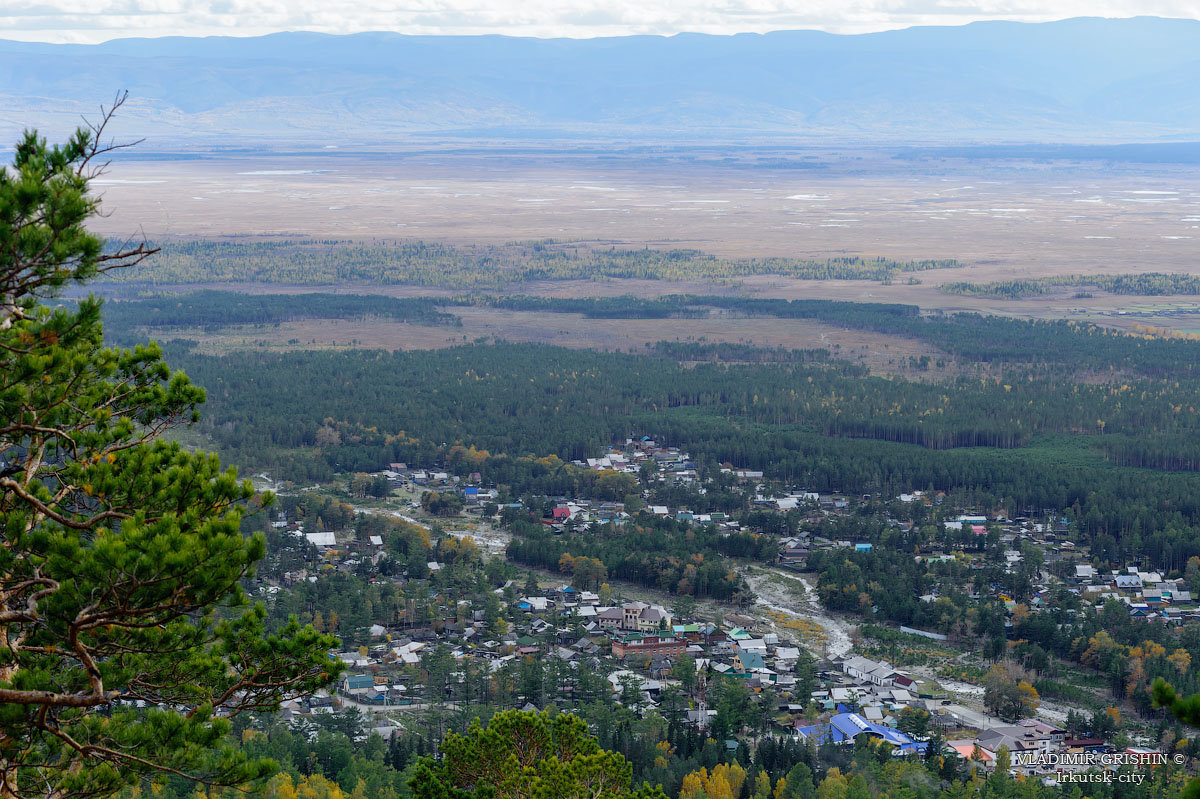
(1, 0, 1198, 43)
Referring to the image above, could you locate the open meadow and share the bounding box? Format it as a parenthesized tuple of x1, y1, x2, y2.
(151, 306, 954, 376)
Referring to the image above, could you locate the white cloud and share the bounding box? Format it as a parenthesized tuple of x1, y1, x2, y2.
(0, 0, 1197, 42)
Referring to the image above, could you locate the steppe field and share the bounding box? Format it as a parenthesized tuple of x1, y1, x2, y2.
(91, 145, 1200, 352)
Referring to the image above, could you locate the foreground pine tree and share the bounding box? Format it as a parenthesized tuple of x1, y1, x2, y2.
(409, 709, 670, 799)
(0, 99, 341, 798)
(1152, 678, 1200, 799)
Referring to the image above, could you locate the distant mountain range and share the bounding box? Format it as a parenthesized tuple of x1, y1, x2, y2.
(2, 17, 1199, 144)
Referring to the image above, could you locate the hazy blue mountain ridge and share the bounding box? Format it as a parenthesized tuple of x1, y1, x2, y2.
(1, 17, 1197, 143)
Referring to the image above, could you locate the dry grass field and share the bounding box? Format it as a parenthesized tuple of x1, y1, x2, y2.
(90, 146, 1200, 342)
(154, 307, 952, 375)
(92, 149, 1200, 273)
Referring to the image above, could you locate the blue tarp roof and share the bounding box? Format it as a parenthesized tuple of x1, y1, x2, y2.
(796, 713, 926, 755)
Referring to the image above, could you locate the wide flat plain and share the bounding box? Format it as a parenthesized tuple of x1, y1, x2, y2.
(90, 145, 1200, 335)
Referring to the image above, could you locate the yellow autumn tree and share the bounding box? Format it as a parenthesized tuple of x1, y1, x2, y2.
(266, 775, 299, 799)
(1016, 680, 1040, 716)
(679, 763, 746, 799)
(1080, 630, 1122, 668)
(678, 771, 707, 799)
(295, 774, 345, 799)
(1125, 658, 1147, 700)
(816, 768, 849, 799)
(1139, 640, 1167, 659)
(653, 741, 672, 770)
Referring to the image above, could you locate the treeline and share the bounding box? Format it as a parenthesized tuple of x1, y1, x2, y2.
(470, 294, 1200, 378)
(100, 290, 459, 332)
(472, 293, 920, 325)
(647, 341, 835, 364)
(943, 272, 1200, 299)
(475, 294, 710, 319)
(1101, 433, 1200, 472)
(100, 238, 957, 289)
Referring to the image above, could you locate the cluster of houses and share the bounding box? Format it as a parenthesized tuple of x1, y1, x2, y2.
(902, 513, 1200, 626)
(778, 499, 1199, 632)
(517, 594, 807, 694)
(1073, 565, 1198, 623)
(797, 712, 928, 756)
(806, 654, 1138, 777)
(542, 501, 632, 527)
(367, 437, 873, 542)
(309, 580, 818, 720)
(583, 438, 698, 482)
(797, 655, 929, 754)
(266, 556, 1143, 779)
(268, 515, 398, 583)
(379, 463, 503, 512)
(259, 448, 1185, 775)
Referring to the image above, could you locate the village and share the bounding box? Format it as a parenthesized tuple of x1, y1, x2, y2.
(259, 436, 1198, 782)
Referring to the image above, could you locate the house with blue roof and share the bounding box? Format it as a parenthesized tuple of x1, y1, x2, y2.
(736, 650, 766, 673)
(343, 674, 375, 692)
(795, 713, 926, 756)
